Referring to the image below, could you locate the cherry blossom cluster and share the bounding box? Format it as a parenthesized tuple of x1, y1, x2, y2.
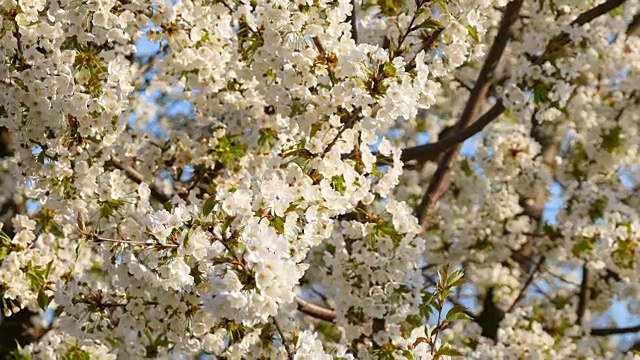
(1, 0, 639, 359)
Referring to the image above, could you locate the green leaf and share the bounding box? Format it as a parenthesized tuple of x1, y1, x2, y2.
(330, 175, 346, 195)
(402, 350, 416, 360)
(414, 19, 445, 32)
(383, 61, 397, 78)
(373, 0, 404, 16)
(437, 264, 450, 286)
(609, 5, 624, 17)
(44, 260, 54, 279)
(446, 269, 465, 288)
(420, 292, 436, 318)
(532, 82, 552, 105)
(404, 314, 423, 329)
(61, 347, 91, 360)
(99, 199, 125, 220)
(460, 159, 473, 177)
(37, 288, 52, 311)
(588, 198, 608, 221)
(600, 125, 623, 153)
(258, 128, 278, 150)
(270, 215, 285, 234)
(35, 208, 65, 237)
(27, 270, 44, 291)
(466, 25, 480, 42)
(502, 108, 517, 124)
(445, 305, 473, 323)
(7, 340, 32, 360)
(571, 236, 596, 257)
(202, 197, 216, 217)
(211, 134, 247, 167)
(0, 228, 11, 243)
(434, 0, 451, 17)
(612, 239, 637, 269)
(435, 345, 464, 357)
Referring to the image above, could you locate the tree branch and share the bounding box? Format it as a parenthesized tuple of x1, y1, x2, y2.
(591, 324, 640, 336)
(506, 256, 546, 314)
(372, 318, 385, 350)
(400, 0, 629, 168)
(415, 0, 524, 228)
(107, 157, 172, 203)
(441, 1, 627, 341)
(421, 28, 444, 52)
(626, 12, 640, 37)
(571, 0, 625, 26)
(348, 0, 358, 42)
(295, 297, 336, 322)
(576, 264, 591, 325)
(273, 318, 294, 360)
(111, 158, 338, 324)
(401, 102, 505, 163)
(453, 76, 473, 92)
(424, 274, 475, 318)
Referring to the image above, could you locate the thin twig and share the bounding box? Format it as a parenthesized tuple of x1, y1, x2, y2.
(312, 36, 337, 85)
(453, 76, 473, 92)
(424, 274, 475, 318)
(506, 256, 546, 313)
(107, 158, 172, 203)
(309, 286, 330, 304)
(396, 4, 422, 52)
(91, 236, 178, 248)
(536, 0, 627, 64)
(322, 107, 362, 156)
(218, 0, 235, 13)
(422, 28, 444, 52)
(312, 36, 326, 55)
(431, 303, 444, 355)
(273, 318, 294, 360)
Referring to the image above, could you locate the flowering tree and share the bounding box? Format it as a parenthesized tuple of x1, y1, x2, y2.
(1, 0, 640, 358)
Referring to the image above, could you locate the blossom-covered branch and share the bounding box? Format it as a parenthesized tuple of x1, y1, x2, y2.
(415, 0, 524, 228)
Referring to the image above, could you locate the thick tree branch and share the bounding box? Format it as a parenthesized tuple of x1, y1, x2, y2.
(415, 0, 524, 228)
(475, 287, 505, 340)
